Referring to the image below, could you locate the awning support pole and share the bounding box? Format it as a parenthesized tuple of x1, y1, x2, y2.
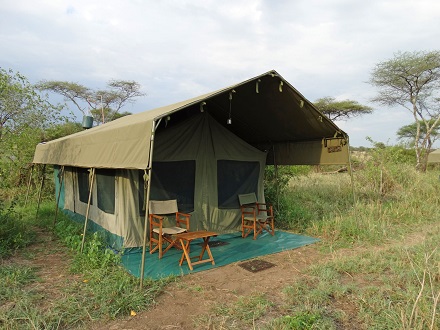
(346, 140, 358, 226)
(347, 142, 356, 206)
(140, 119, 161, 289)
(272, 145, 280, 210)
(80, 167, 95, 253)
(53, 166, 65, 227)
(35, 164, 46, 220)
(24, 164, 34, 208)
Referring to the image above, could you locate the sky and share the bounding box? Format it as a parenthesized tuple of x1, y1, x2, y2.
(1, 0, 439, 147)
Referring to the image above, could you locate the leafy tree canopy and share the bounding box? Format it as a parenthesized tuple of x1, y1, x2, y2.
(36, 79, 145, 125)
(0, 68, 64, 190)
(313, 97, 373, 121)
(0, 68, 61, 140)
(369, 50, 440, 171)
(397, 119, 440, 148)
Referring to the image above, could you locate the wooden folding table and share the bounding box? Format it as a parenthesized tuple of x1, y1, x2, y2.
(177, 231, 218, 270)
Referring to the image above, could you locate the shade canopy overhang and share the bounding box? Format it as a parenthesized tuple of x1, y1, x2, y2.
(33, 70, 349, 168)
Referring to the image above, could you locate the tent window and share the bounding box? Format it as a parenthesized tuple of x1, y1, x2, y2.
(217, 160, 260, 209)
(77, 167, 93, 205)
(96, 169, 115, 214)
(139, 160, 196, 214)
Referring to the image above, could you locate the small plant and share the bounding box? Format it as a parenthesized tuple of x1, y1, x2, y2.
(273, 312, 323, 330)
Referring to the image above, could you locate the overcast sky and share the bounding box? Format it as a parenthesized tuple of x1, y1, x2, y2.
(1, 0, 439, 147)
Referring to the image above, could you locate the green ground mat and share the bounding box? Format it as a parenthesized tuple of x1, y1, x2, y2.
(121, 231, 319, 279)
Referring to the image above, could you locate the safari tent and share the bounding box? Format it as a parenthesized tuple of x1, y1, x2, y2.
(32, 70, 350, 251)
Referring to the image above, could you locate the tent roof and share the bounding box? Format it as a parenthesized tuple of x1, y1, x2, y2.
(33, 70, 349, 169)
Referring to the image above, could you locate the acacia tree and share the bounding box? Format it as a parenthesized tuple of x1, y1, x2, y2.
(369, 50, 440, 171)
(313, 97, 373, 121)
(397, 120, 440, 150)
(36, 80, 145, 125)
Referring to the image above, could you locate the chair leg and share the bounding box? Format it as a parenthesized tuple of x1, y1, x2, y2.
(158, 234, 163, 259)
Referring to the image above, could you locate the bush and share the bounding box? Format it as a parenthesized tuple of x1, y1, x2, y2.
(264, 165, 312, 228)
(0, 201, 34, 258)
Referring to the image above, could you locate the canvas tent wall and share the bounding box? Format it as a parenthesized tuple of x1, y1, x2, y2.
(33, 70, 350, 249)
(53, 112, 266, 249)
(427, 149, 440, 163)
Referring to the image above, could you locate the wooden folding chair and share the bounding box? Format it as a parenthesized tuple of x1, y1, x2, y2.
(149, 199, 191, 259)
(238, 193, 275, 240)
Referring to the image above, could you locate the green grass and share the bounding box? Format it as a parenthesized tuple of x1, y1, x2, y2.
(193, 149, 440, 329)
(2, 147, 440, 329)
(0, 201, 35, 258)
(278, 228, 440, 329)
(196, 293, 274, 328)
(0, 202, 175, 329)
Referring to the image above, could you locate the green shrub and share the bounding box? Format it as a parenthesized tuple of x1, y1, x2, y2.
(264, 165, 313, 229)
(0, 201, 34, 258)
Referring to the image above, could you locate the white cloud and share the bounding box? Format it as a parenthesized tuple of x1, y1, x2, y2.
(1, 0, 439, 145)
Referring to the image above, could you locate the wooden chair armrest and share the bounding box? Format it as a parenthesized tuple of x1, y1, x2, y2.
(149, 214, 164, 224)
(256, 203, 274, 216)
(176, 212, 191, 230)
(240, 205, 256, 216)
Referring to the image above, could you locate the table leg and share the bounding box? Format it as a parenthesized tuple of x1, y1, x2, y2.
(179, 239, 193, 270)
(199, 237, 215, 265)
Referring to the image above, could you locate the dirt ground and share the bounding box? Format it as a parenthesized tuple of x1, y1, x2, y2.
(7, 225, 434, 330)
(6, 229, 328, 329)
(97, 245, 324, 330)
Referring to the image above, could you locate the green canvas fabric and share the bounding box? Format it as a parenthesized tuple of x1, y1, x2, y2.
(152, 112, 267, 233)
(37, 70, 350, 249)
(33, 70, 349, 169)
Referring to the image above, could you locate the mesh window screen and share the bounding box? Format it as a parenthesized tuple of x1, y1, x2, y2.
(77, 167, 92, 204)
(139, 160, 196, 214)
(217, 160, 260, 209)
(96, 169, 115, 214)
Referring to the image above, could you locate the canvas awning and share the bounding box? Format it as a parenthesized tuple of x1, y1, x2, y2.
(33, 70, 349, 168)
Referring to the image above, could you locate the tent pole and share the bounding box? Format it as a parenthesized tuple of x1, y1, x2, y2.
(140, 119, 161, 289)
(53, 166, 65, 227)
(272, 145, 280, 210)
(35, 164, 46, 220)
(24, 164, 34, 208)
(347, 141, 356, 206)
(81, 168, 95, 253)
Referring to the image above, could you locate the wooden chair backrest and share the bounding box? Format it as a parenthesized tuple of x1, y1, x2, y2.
(238, 193, 258, 206)
(149, 199, 178, 215)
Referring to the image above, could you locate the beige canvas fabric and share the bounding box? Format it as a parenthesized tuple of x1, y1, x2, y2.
(428, 149, 440, 163)
(33, 70, 349, 169)
(62, 167, 144, 248)
(35, 70, 351, 248)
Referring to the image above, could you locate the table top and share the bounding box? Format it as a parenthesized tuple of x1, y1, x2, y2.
(177, 230, 218, 241)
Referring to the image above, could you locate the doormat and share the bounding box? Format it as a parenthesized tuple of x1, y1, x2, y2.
(197, 240, 229, 248)
(239, 259, 275, 273)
